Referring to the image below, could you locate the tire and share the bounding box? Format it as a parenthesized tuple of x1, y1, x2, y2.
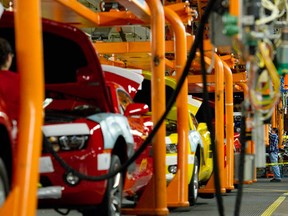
(82, 155, 123, 216)
(188, 156, 199, 206)
(0, 158, 9, 207)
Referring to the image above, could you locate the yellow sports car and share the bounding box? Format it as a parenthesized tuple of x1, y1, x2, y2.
(133, 71, 213, 205)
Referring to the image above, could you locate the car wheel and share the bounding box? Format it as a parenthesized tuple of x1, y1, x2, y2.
(82, 155, 123, 216)
(188, 156, 199, 206)
(0, 158, 9, 207)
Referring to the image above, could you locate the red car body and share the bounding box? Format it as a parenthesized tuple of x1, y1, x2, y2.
(0, 11, 153, 214)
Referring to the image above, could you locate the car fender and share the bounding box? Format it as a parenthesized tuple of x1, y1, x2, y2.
(88, 113, 134, 156)
(188, 130, 204, 153)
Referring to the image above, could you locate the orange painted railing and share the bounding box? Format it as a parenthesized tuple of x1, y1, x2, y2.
(164, 7, 189, 207)
(223, 61, 234, 190)
(121, 0, 169, 215)
(0, 0, 44, 216)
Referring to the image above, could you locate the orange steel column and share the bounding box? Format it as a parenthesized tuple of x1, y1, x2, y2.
(272, 106, 276, 128)
(236, 82, 248, 99)
(229, 0, 239, 17)
(223, 61, 234, 190)
(164, 7, 189, 207)
(0, 0, 44, 216)
(14, 0, 44, 215)
(213, 53, 226, 191)
(278, 100, 284, 148)
(122, 0, 169, 215)
(198, 53, 226, 194)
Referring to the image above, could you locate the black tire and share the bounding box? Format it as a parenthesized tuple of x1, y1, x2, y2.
(82, 155, 123, 216)
(188, 156, 199, 206)
(0, 157, 9, 207)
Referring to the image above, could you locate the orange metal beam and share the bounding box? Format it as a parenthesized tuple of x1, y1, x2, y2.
(223, 61, 235, 191)
(213, 53, 226, 192)
(117, 0, 151, 22)
(187, 72, 247, 84)
(229, 0, 239, 17)
(0, 0, 44, 216)
(165, 2, 194, 25)
(41, 0, 145, 27)
(198, 53, 226, 194)
(235, 82, 248, 98)
(122, 1, 168, 215)
(278, 100, 284, 148)
(94, 36, 210, 54)
(14, 0, 44, 214)
(164, 7, 189, 207)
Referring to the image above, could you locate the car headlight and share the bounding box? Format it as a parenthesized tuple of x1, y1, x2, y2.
(168, 165, 177, 174)
(166, 143, 178, 154)
(48, 135, 88, 152)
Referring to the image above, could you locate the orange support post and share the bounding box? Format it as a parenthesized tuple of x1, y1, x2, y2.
(199, 53, 226, 194)
(229, 0, 239, 17)
(213, 53, 226, 192)
(272, 105, 277, 128)
(0, 0, 44, 216)
(164, 7, 189, 207)
(223, 61, 234, 190)
(121, 0, 169, 215)
(236, 82, 248, 99)
(278, 100, 284, 148)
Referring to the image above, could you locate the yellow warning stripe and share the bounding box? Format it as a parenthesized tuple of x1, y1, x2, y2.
(261, 192, 288, 216)
(266, 162, 288, 166)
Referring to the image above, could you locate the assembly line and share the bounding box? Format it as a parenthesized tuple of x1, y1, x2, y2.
(0, 0, 288, 216)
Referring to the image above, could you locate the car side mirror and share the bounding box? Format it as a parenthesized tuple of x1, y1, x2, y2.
(124, 103, 149, 116)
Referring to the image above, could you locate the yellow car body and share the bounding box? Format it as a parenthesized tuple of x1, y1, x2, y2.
(133, 71, 213, 205)
(165, 101, 213, 205)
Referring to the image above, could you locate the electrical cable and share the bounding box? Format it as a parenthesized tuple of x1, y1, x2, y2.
(248, 41, 280, 120)
(45, 0, 217, 182)
(43, 0, 226, 214)
(198, 33, 224, 216)
(256, 0, 279, 26)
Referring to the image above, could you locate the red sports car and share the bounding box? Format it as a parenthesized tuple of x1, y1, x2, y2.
(0, 11, 153, 216)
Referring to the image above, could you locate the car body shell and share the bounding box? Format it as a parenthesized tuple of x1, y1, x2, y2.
(0, 11, 153, 209)
(121, 70, 214, 188)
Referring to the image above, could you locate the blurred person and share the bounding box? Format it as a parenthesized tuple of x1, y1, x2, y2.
(269, 127, 281, 182)
(0, 37, 19, 122)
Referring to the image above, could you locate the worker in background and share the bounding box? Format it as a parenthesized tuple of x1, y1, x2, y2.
(269, 127, 281, 182)
(0, 37, 20, 126)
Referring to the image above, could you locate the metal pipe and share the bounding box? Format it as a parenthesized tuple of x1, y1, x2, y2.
(223, 61, 234, 190)
(13, 0, 44, 215)
(164, 7, 189, 207)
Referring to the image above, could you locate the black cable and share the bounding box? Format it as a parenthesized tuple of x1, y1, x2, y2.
(46, 0, 218, 183)
(199, 30, 224, 216)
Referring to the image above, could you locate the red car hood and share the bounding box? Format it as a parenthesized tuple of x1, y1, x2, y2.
(0, 11, 113, 112)
(102, 64, 144, 99)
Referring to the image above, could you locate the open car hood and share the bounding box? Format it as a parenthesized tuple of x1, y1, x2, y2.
(102, 64, 144, 99)
(0, 11, 113, 112)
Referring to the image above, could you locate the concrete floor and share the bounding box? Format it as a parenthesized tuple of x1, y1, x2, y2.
(37, 177, 288, 216)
